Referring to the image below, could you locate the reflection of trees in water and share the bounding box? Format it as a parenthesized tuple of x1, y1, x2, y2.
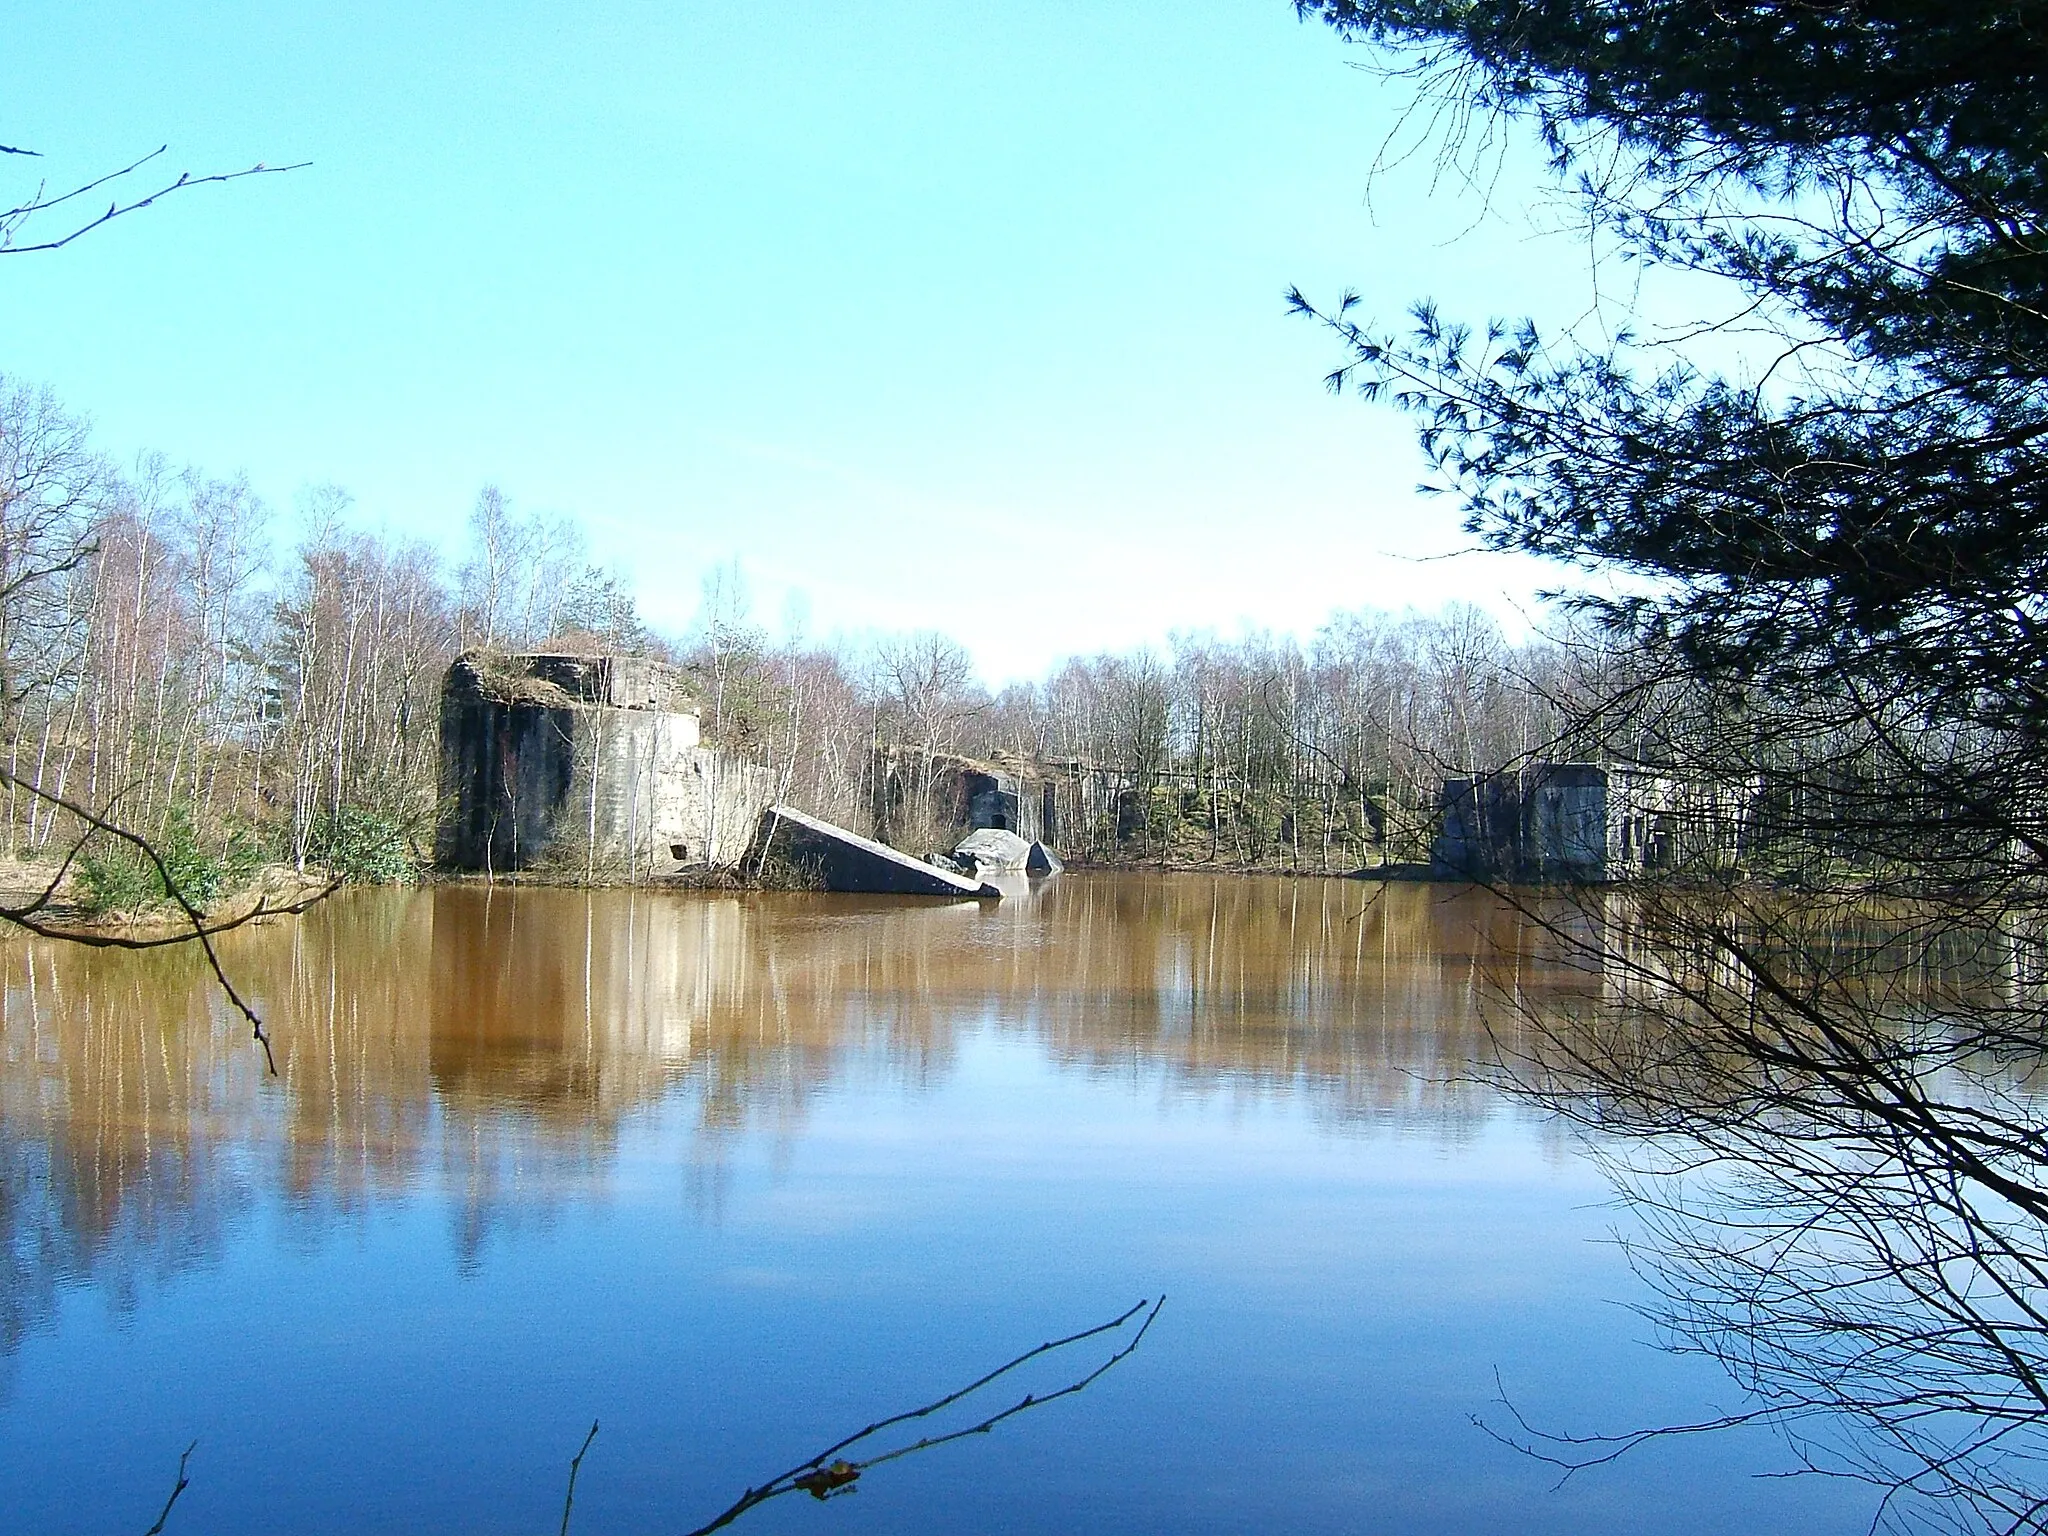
(0, 876, 1610, 1369)
(1498, 884, 2048, 1532)
(1007, 876, 1586, 1133)
(0, 942, 255, 1387)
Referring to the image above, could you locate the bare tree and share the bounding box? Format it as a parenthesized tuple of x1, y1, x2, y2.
(0, 379, 105, 735)
(458, 485, 531, 650)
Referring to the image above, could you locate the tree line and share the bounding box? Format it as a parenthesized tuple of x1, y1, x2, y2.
(0, 371, 1625, 894)
(0, 377, 651, 901)
(709, 602, 1620, 867)
(8, 358, 1945, 899)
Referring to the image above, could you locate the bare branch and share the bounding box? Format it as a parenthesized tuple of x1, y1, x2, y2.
(1474, 1367, 1778, 1486)
(680, 1297, 1164, 1536)
(1, 148, 306, 256)
(139, 1441, 197, 1536)
(558, 1420, 599, 1536)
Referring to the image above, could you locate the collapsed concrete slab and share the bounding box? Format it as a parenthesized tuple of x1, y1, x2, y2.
(953, 827, 1033, 873)
(753, 806, 1002, 898)
(1025, 841, 1064, 877)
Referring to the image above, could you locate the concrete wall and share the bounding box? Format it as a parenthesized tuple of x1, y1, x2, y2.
(583, 707, 773, 871)
(1434, 764, 1621, 881)
(520, 652, 692, 712)
(1434, 772, 1527, 879)
(436, 652, 776, 875)
(437, 692, 580, 874)
(1432, 762, 1752, 883)
(871, 750, 1118, 853)
(1520, 763, 1613, 881)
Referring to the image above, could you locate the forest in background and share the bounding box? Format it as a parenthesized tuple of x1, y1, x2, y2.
(0, 370, 1619, 899)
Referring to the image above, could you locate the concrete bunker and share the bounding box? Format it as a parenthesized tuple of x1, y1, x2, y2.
(1432, 762, 1751, 883)
(436, 650, 776, 876)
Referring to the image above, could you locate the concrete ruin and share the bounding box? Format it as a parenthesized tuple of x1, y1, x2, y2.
(872, 751, 1116, 850)
(436, 650, 776, 876)
(751, 806, 1002, 897)
(953, 827, 1034, 873)
(1432, 762, 1750, 883)
(950, 827, 1065, 879)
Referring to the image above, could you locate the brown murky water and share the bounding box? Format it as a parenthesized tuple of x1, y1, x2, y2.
(0, 876, 1863, 1534)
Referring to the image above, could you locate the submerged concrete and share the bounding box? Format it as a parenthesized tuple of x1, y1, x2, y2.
(953, 827, 1033, 873)
(754, 806, 1001, 898)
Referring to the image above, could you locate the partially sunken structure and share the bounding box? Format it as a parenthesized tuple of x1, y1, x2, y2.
(949, 827, 1063, 877)
(1432, 762, 1750, 883)
(953, 827, 1034, 873)
(751, 806, 1002, 898)
(437, 651, 775, 876)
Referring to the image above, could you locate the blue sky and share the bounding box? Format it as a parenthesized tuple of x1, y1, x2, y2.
(4, 2, 1624, 683)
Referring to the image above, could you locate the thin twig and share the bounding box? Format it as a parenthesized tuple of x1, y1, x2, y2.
(140, 1441, 197, 1536)
(2, 150, 307, 255)
(1473, 1366, 1776, 1487)
(857, 1292, 1165, 1472)
(559, 1420, 599, 1536)
(681, 1296, 1164, 1536)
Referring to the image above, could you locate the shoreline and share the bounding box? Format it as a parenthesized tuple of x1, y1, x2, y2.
(0, 861, 337, 942)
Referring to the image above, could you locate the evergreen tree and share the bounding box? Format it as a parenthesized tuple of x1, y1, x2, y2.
(1295, 0, 2048, 812)
(1295, 5, 2048, 1525)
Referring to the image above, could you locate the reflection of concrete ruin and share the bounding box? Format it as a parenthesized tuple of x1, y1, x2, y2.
(12, 875, 2019, 1363)
(1583, 887, 2048, 1010)
(0, 878, 1611, 1352)
(1433, 762, 1752, 883)
(436, 651, 776, 876)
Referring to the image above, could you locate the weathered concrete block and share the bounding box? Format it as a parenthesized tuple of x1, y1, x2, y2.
(1025, 841, 1064, 876)
(953, 827, 1033, 873)
(1431, 761, 1752, 883)
(437, 651, 775, 874)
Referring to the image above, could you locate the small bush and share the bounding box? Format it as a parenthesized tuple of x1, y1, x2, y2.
(74, 807, 264, 915)
(75, 844, 164, 915)
(304, 805, 419, 883)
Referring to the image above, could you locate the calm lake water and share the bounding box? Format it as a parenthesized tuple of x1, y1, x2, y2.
(0, 875, 1869, 1534)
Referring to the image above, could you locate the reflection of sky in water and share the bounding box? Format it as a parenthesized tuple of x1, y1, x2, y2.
(0, 879, 1870, 1533)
